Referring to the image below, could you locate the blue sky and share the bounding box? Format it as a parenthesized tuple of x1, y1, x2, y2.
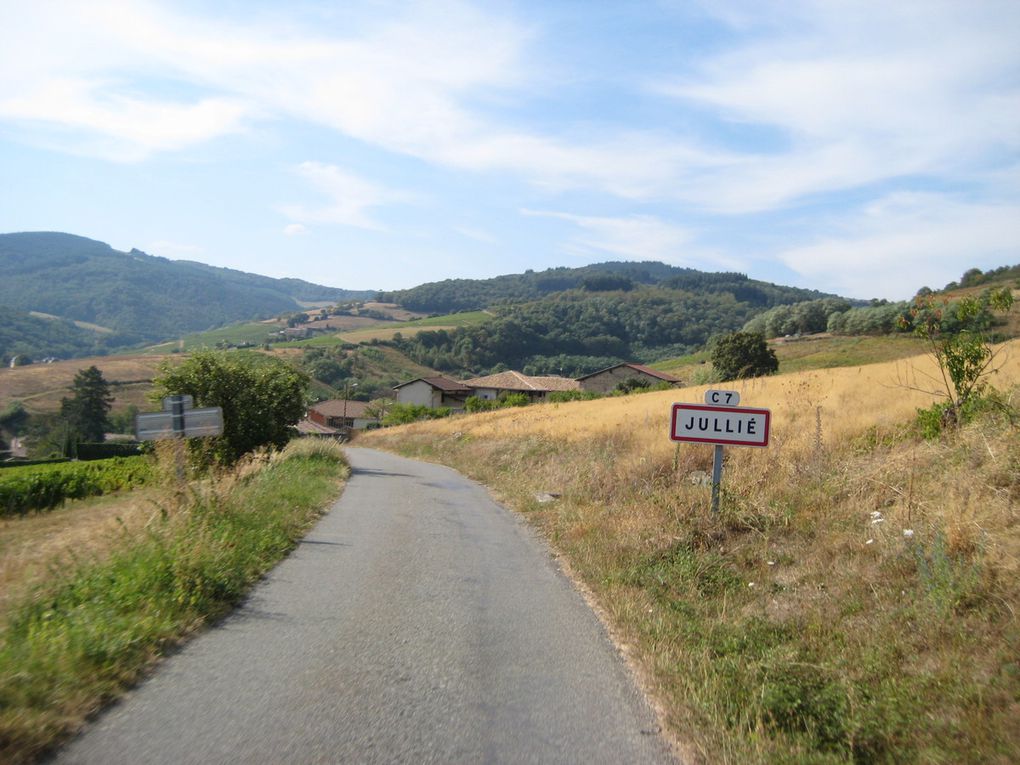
(1, 1, 1017, 300)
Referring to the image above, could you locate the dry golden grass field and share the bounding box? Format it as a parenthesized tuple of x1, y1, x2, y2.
(0, 356, 172, 415)
(360, 342, 1020, 764)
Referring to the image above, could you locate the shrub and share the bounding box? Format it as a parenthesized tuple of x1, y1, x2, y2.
(547, 390, 602, 403)
(382, 403, 452, 425)
(711, 331, 778, 380)
(465, 396, 499, 413)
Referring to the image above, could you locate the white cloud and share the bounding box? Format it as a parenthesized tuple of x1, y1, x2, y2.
(281, 162, 411, 230)
(1, 0, 1017, 235)
(283, 224, 307, 237)
(0, 1, 722, 195)
(659, 0, 1020, 210)
(522, 209, 697, 264)
(777, 193, 1020, 299)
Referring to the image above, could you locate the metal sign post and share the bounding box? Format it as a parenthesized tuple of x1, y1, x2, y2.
(670, 389, 771, 513)
(136, 396, 225, 484)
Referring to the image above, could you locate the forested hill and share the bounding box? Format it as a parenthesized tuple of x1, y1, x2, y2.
(377, 261, 832, 314)
(0, 232, 372, 346)
(0, 305, 108, 363)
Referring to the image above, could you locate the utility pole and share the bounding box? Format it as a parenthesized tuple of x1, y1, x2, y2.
(342, 380, 358, 440)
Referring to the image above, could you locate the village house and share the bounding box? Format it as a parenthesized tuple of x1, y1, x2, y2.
(575, 363, 681, 394)
(393, 376, 474, 411)
(462, 370, 580, 403)
(299, 399, 380, 436)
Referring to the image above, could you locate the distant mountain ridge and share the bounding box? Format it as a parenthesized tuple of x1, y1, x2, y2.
(0, 232, 373, 355)
(377, 261, 834, 314)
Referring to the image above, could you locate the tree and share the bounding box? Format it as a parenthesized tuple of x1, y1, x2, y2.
(711, 332, 778, 381)
(60, 366, 113, 442)
(905, 287, 1014, 428)
(152, 351, 310, 465)
(0, 400, 29, 436)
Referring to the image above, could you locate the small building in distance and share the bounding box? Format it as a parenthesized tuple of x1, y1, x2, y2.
(393, 376, 474, 411)
(576, 363, 681, 395)
(462, 370, 580, 403)
(303, 399, 380, 435)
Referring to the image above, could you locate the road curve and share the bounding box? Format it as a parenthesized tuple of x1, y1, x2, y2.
(55, 447, 675, 764)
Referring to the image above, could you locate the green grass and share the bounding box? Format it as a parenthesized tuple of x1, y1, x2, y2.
(0, 441, 348, 763)
(773, 334, 928, 373)
(141, 322, 278, 354)
(653, 335, 930, 383)
(276, 310, 493, 348)
(396, 310, 492, 328)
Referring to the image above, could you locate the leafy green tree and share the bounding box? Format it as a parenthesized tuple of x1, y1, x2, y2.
(906, 287, 1014, 429)
(711, 332, 778, 381)
(0, 400, 29, 436)
(363, 398, 394, 421)
(108, 404, 140, 435)
(152, 351, 310, 464)
(60, 366, 113, 442)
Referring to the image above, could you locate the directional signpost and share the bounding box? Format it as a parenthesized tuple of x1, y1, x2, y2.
(670, 389, 771, 513)
(135, 395, 223, 441)
(136, 395, 224, 482)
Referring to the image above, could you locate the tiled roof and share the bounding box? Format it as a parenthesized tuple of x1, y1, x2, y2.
(308, 399, 375, 419)
(393, 376, 472, 392)
(464, 371, 580, 392)
(576, 363, 680, 383)
(296, 419, 340, 435)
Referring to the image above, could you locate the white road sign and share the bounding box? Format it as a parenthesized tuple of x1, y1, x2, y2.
(704, 389, 740, 406)
(136, 407, 224, 440)
(670, 403, 771, 448)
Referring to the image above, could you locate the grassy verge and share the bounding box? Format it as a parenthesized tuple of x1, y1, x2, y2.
(358, 352, 1020, 763)
(0, 439, 349, 764)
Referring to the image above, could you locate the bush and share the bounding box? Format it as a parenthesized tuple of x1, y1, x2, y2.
(547, 390, 602, 403)
(499, 392, 530, 407)
(711, 331, 778, 380)
(382, 403, 452, 425)
(76, 442, 143, 460)
(465, 396, 499, 413)
(152, 351, 309, 465)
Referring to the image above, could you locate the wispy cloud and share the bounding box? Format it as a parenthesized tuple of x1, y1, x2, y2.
(522, 209, 697, 263)
(659, 0, 1020, 211)
(776, 192, 1020, 299)
(281, 162, 412, 230)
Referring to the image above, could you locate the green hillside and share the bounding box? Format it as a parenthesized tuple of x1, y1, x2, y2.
(377, 261, 835, 314)
(0, 232, 371, 352)
(0, 306, 111, 364)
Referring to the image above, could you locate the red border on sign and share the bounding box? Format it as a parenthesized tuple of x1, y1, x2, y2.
(670, 403, 771, 447)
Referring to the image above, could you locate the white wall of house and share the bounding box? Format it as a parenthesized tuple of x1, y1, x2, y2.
(396, 380, 439, 407)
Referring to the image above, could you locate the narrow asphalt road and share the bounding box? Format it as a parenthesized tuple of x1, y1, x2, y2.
(55, 447, 675, 764)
